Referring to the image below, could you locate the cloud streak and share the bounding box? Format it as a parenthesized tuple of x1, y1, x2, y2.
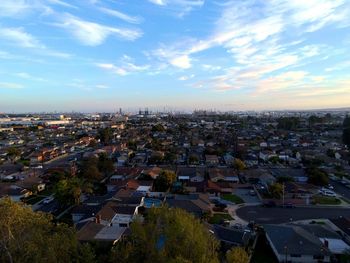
(57, 14, 142, 46)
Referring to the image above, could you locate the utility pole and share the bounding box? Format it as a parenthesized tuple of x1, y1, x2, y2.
(282, 182, 285, 207)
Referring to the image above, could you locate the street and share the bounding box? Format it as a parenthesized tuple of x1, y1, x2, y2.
(236, 205, 350, 224)
(331, 180, 350, 200)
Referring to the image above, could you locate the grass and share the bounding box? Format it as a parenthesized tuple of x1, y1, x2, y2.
(313, 195, 341, 205)
(221, 194, 244, 204)
(208, 213, 232, 224)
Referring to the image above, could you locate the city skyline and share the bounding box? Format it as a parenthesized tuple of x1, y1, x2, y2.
(1, 0, 350, 112)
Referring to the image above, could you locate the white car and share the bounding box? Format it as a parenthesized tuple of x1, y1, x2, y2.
(321, 190, 337, 197)
(326, 184, 334, 190)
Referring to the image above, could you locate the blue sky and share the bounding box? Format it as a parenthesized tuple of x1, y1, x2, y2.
(0, 0, 350, 112)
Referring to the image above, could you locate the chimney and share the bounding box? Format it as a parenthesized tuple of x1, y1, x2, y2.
(324, 239, 329, 248)
(95, 214, 101, 224)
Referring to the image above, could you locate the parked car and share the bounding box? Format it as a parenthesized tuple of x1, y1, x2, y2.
(249, 190, 257, 196)
(326, 184, 334, 190)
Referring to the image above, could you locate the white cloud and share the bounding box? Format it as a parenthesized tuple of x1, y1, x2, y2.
(148, 0, 204, 17)
(0, 27, 43, 48)
(178, 74, 194, 81)
(0, 26, 72, 58)
(95, 84, 109, 89)
(14, 72, 46, 81)
(0, 82, 24, 89)
(96, 56, 149, 76)
(98, 7, 142, 24)
(170, 55, 191, 69)
(148, 0, 166, 6)
(58, 14, 142, 46)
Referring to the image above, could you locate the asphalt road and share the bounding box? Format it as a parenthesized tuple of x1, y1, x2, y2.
(236, 205, 350, 224)
(331, 180, 350, 200)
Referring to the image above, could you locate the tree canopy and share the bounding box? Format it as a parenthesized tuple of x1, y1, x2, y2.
(226, 247, 249, 263)
(153, 170, 177, 192)
(343, 116, 350, 147)
(110, 207, 219, 263)
(307, 168, 329, 186)
(0, 198, 95, 263)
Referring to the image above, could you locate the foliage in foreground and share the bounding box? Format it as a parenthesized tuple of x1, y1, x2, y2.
(111, 207, 219, 263)
(0, 198, 95, 263)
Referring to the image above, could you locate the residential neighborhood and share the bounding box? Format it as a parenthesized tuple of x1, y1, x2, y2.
(1, 110, 350, 262)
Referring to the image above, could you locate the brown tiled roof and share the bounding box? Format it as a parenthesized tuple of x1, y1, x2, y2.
(77, 221, 104, 241)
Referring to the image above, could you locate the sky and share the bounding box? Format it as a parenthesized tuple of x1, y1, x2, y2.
(0, 0, 350, 113)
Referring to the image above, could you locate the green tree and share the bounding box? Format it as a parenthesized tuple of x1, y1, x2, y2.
(54, 177, 93, 205)
(277, 117, 300, 130)
(343, 116, 350, 147)
(268, 183, 283, 199)
(97, 153, 114, 176)
(307, 168, 329, 186)
(226, 247, 249, 263)
(188, 155, 199, 164)
(111, 207, 219, 263)
(0, 198, 95, 263)
(152, 124, 165, 132)
(233, 158, 246, 171)
(154, 170, 177, 192)
(6, 147, 21, 163)
(98, 128, 113, 145)
(80, 157, 102, 181)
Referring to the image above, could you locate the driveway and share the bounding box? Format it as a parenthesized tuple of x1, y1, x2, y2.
(234, 188, 261, 204)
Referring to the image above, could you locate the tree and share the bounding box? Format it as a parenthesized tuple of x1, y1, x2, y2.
(54, 177, 93, 205)
(277, 117, 300, 130)
(226, 247, 249, 263)
(98, 128, 113, 145)
(110, 207, 219, 263)
(6, 147, 21, 163)
(152, 124, 165, 132)
(80, 157, 102, 181)
(97, 153, 114, 176)
(188, 155, 199, 164)
(343, 116, 350, 147)
(268, 183, 283, 199)
(0, 198, 95, 263)
(307, 168, 329, 186)
(154, 170, 177, 192)
(233, 158, 246, 171)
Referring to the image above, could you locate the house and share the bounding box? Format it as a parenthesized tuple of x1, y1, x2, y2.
(269, 168, 308, 183)
(212, 224, 252, 250)
(165, 193, 211, 218)
(77, 219, 128, 243)
(0, 184, 32, 201)
(296, 224, 350, 256)
(142, 166, 162, 179)
(264, 224, 331, 263)
(205, 155, 219, 166)
(208, 168, 239, 183)
(176, 167, 205, 182)
(328, 217, 350, 244)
